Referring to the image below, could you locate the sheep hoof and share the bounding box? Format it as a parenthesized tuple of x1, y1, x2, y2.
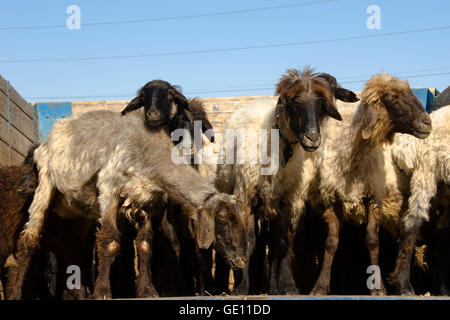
(231, 286, 249, 296)
(435, 285, 449, 296)
(399, 286, 415, 296)
(92, 287, 112, 300)
(6, 289, 22, 300)
(370, 288, 387, 296)
(310, 285, 329, 296)
(280, 287, 299, 295)
(137, 286, 159, 298)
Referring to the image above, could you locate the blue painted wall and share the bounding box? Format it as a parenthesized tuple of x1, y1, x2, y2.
(36, 102, 72, 141)
(412, 88, 435, 112)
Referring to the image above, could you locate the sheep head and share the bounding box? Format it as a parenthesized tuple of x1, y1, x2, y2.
(186, 98, 215, 143)
(191, 193, 248, 270)
(170, 98, 215, 143)
(121, 80, 190, 128)
(275, 66, 359, 152)
(360, 74, 432, 144)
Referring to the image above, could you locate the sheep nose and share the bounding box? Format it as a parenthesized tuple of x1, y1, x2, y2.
(231, 257, 247, 269)
(304, 131, 320, 144)
(146, 111, 160, 120)
(421, 116, 432, 128)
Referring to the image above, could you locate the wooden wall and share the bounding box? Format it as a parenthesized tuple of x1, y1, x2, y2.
(0, 75, 39, 166)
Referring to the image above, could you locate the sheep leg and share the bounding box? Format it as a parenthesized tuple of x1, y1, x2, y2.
(277, 212, 298, 295)
(267, 214, 281, 295)
(62, 221, 95, 300)
(389, 171, 437, 295)
(267, 212, 297, 295)
(366, 205, 387, 296)
(194, 247, 215, 295)
(388, 226, 417, 295)
(433, 207, 450, 295)
(249, 218, 268, 294)
(310, 208, 339, 295)
(232, 212, 256, 295)
(214, 255, 230, 294)
(92, 199, 120, 299)
(5, 237, 35, 300)
(135, 216, 158, 298)
(6, 173, 55, 300)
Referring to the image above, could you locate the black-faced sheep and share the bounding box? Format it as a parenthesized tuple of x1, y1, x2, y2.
(120, 80, 214, 143)
(308, 73, 432, 295)
(8, 109, 248, 300)
(119, 95, 218, 296)
(215, 66, 359, 295)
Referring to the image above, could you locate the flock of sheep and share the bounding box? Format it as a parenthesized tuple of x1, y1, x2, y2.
(0, 66, 448, 300)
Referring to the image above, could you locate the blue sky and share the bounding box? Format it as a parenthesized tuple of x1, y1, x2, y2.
(0, 0, 449, 102)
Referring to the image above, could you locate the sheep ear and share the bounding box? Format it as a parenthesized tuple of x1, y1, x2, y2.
(277, 95, 287, 107)
(325, 101, 342, 121)
(335, 87, 359, 102)
(275, 96, 286, 122)
(121, 94, 144, 115)
(202, 120, 215, 143)
(362, 107, 379, 139)
(193, 210, 215, 249)
(169, 89, 191, 112)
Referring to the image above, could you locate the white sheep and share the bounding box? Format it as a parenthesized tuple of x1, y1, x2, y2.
(384, 105, 450, 295)
(8, 109, 248, 300)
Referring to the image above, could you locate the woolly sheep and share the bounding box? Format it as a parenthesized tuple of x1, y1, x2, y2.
(8, 109, 248, 300)
(215, 66, 359, 294)
(385, 105, 450, 295)
(308, 73, 432, 295)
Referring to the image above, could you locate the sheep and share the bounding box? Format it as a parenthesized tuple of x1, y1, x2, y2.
(8, 108, 248, 300)
(215, 66, 359, 295)
(384, 105, 450, 295)
(118, 96, 218, 296)
(0, 147, 37, 291)
(0, 146, 96, 300)
(120, 80, 214, 143)
(308, 73, 432, 295)
(120, 80, 190, 128)
(431, 186, 450, 295)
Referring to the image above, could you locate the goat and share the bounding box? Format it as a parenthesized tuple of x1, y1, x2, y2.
(215, 66, 359, 295)
(8, 109, 248, 300)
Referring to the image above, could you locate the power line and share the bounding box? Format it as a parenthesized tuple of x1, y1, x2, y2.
(2, 25, 450, 64)
(24, 71, 450, 100)
(338, 66, 450, 80)
(0, 0, 341, 31)
(176, 66, 450, 91)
